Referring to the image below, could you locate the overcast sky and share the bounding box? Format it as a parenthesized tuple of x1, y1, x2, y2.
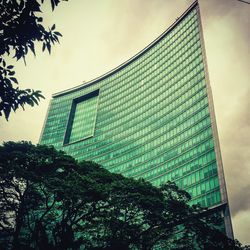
(1, 0, 249, 244)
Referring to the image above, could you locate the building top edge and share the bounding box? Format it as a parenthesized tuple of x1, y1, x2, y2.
(52, 0, 198, 98)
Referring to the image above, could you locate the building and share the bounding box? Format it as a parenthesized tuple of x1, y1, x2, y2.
(40, 1, 233, 238)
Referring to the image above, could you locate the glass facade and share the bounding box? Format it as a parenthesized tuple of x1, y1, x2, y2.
(65, 91, 99, 144)
(40, 2, 233, 238)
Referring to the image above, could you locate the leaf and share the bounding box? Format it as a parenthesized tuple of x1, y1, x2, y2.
(51, 24, 56, 30)
(29, 43, 36, 56)
(51, 0, 55, 10)
(47, 43, 51, 54)
(5, 78, 12, 87)
(7, 65, 14, 69)
(37, 17, 43, 22)
(9, 71, 15, 76)
(10, 77, 18, 84)
(22, 56, 26, 66)
(53, 36, 59, 43)
(33, 98, 39, 105)
(50, 37, 55, 44)
(34, 90, 45, 99)
(42, 43, 46, 52)
(4, 105, 11, 120)
(54, 31, 62, 37)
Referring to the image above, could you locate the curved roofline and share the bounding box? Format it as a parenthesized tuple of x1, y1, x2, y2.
(53, 0, 198, 98)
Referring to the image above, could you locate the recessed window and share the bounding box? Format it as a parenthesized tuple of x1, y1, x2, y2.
(64, 90, 99, 145)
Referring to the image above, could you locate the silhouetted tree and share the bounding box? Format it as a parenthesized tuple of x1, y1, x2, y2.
(0, 141, 249, 250)
(0, 141, 76, 249)
(0, 0, 66, 120)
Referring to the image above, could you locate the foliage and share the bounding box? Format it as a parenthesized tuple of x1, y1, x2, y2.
(0, 0, 65, 120)
(0, 141, 249, 250)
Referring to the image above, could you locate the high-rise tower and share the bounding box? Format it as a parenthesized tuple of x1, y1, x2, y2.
(40, 1, 233, 238)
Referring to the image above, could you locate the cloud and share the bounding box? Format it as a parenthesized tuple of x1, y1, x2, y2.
(232, 210, 250, 245)
(222, 88, 250, 216)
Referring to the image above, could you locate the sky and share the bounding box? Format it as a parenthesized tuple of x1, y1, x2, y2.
(1, 0, 249, 244)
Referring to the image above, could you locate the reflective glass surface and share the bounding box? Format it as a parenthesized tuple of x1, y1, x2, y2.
(68, 95, 98, 143)
(41, 7, 222, 208)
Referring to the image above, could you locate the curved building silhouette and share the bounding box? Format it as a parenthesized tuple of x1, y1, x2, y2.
(40, 1, 233, 238)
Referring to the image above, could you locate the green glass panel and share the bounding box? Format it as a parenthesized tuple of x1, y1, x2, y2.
(40, 7, 223, 210)
(69, 95, 98, 143)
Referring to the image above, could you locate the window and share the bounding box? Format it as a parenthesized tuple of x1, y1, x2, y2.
(64, 90, 99, 145)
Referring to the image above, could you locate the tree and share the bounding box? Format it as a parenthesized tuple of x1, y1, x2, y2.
(0, 141, 76, 249)
(0, 141, 249, 250)
(0, 0, 66, 120)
